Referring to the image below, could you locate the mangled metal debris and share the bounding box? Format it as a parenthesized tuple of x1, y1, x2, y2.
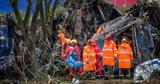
(134, 59, 160, 83)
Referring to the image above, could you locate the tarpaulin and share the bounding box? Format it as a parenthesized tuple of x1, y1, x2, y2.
(66, 51, 82, 69)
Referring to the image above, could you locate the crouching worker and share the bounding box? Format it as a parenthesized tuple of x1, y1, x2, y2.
(102, 34, 117, 79)
(117, 37, 133, 79)
(83, 39, 101, 79)
(65, 39, 83, 80)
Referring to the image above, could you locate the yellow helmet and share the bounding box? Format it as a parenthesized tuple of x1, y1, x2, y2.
(71, 39, 77, 43)
(65, 38, 71, 43)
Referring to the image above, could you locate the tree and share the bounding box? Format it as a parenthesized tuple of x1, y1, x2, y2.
(7, 0, 66, 83)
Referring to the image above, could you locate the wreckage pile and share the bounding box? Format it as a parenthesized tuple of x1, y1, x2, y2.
(0, 0, 159, 83)
(55, 0, 160, 80)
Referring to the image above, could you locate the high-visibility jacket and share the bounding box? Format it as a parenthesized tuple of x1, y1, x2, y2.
(117, 43, 133, 69)
(57, 33, 66, 45)
(57, 33, 66, 58)
(102, 40, 117, 66)
(83, 45, 96, 71)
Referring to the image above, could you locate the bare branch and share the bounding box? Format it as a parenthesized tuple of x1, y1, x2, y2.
(23, 0, 32, 27)
(49, 0, 59, 27)
(8, 0, 23, 26)
(44, 0, 52, 22)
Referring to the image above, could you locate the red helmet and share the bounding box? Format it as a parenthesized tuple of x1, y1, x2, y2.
(88, 39, 96, 44)
(104, 34, 111, 40)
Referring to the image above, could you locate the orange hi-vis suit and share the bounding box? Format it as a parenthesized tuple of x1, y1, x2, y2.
(102, 40, 117, 66)
(117, 43, 133, 69)
(57, 33, 66, 45)
(57, 33, 66, 58)
(83, 45, 96, 71)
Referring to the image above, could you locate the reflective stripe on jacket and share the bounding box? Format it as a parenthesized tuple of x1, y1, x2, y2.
(102, 40, 117, 66)
(117, 43, 133, 69)
(83, 45, 96, 71)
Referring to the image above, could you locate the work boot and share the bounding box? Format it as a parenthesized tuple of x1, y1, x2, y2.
(104, 77, 109, 80)
(114, 74, 118, 79)
(79, 72, 84, 76)
(69, 74, 73, 81)
(91, 77, 96, 80)
(126, 69, 131, 79)
(95, 75, 102, 79)
(69, 76, 73, 81)
(109, 74, 114, 79)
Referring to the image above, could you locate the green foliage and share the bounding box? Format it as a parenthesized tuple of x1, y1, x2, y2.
(55, 7, 66, 16)
(119, 7, 127, 15)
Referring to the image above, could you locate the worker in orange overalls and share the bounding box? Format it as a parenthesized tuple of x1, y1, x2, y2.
(57, 33, 66, 59)
(102, 34, 117, 79)
(82, 39, 97, 79)
(117, 37, 133, 78)
(57, 25, 66, 59)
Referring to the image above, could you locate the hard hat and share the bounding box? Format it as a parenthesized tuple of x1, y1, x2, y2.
(88, 39, 96, 44)
(104, 34, 111, 40)
(66, 38, 71, 43)
(122, 37, 128, 43)
(71, 39, 77, 43)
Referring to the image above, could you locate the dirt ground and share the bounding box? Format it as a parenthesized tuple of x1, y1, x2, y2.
(0, 79, 160, 84)
(79, 80, 160, 84)
(79, 80, 133, 84)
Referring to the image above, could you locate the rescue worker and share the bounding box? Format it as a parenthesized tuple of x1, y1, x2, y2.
(117, 37, 133, 78)
(57, 31, 66, 59)
(82, 39, 100, 79)
(92, 40, 102, 78)
(102, 34, 117, 78)
(95, 26, 104, 51)
(65, 39, 83, 80)
(96, 26, 103, 35)
(62, 38, 71, 59)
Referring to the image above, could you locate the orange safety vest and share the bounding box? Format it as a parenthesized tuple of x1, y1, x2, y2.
(117, 43, 133, 69)
(102, 40, 117, 66)
(83, 45, 96, 71)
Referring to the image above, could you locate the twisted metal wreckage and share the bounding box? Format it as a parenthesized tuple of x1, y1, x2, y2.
(0, 0, 160, 82)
